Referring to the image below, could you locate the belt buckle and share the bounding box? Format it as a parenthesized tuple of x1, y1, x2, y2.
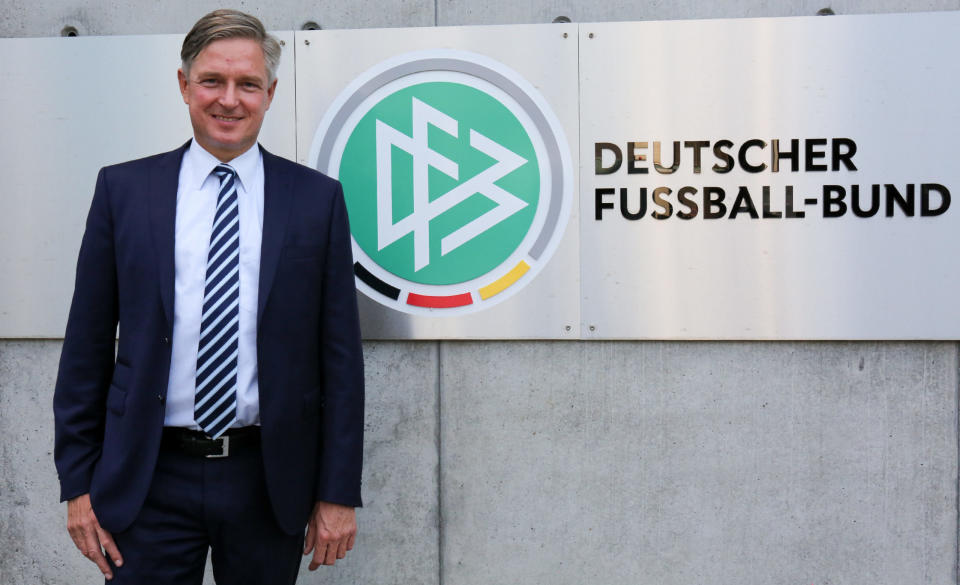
(206, 435, 230, 458)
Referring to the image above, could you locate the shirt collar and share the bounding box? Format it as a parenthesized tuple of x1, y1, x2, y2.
(184, 140, 261, 192)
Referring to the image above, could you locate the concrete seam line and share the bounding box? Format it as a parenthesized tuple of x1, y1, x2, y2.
(436, 340, 444, 585)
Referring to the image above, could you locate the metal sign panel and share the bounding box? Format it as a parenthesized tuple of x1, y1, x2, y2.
(2, 14, 958, 340)
(295, 25, 581, 339)
(0, 33, 297, 338)
(579, 13, 960, 339)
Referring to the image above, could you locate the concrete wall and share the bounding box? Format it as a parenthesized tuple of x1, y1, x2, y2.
(2, 1, 959, 584)
(4, 0, 960, 36)
(440, 342, 958, 584)
(3, 341, 957, 584)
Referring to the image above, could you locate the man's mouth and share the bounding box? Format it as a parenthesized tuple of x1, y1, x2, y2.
(213, 114, 242, 122)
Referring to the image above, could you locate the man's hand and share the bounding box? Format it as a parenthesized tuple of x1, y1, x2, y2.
(303, 501, 356, 569)
(67, 494, 123, 580)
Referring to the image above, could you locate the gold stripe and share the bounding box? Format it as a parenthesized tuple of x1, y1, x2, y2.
(479, 261, 530, 300)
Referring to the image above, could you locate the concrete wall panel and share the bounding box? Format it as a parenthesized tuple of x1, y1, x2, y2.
(0, 340, 439, 585)
(0, 0, 433, 38)
(5, 0, 960, 39)
(306, 341, 440, 585)
(439, 341, 958, 585)
(4, 0, 959, 40)
(437, 0, 960, 26)
(0, 341, 86, 584)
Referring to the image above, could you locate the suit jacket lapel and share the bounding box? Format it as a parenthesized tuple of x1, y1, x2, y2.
(149, 141, 191, 328)
(258, 146, 292, 327)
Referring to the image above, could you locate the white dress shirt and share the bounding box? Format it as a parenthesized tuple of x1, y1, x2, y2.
(164, 141, 263, 429)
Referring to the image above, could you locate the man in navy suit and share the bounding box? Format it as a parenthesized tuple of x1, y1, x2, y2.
(53, 9, 364, 584)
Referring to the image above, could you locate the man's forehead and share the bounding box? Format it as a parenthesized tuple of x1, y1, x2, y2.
(194, 38, 266, 63)
(190, 38, 269, 76)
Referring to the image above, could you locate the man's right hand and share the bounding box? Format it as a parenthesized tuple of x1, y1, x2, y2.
(67, 494, 123, 580)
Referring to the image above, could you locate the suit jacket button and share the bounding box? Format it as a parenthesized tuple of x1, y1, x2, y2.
(158, 394, 166, 404)
(161, 336, 170, 344)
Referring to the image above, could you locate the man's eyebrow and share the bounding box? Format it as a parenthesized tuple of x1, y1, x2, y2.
(192, 70, 222, 79)
(191, 70, 266, 84)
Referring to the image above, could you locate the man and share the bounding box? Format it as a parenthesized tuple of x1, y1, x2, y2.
(53, 9, 364, 584)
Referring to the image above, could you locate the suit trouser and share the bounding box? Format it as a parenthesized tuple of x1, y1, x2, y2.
(106, 433, 304, 585)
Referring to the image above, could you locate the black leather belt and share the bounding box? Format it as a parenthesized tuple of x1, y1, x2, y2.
(161, 426, 260, 458)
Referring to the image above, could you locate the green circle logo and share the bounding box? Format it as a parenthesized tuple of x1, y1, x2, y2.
(311, 51, 572, 315)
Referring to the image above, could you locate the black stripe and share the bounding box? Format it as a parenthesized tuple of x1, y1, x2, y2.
(203, 256, 239, 303)
(196, 340, 238, 390)
(354, 262, 400, 300)
(198, 314, 239, 359)
(197, 397, 236, 427)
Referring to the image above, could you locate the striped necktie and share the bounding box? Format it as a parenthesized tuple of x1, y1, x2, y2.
(195, 164, 240, 439)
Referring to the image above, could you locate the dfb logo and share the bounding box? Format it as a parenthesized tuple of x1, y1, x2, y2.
(310, 50, 572, 315)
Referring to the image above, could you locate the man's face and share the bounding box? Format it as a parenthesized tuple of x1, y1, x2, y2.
(178, 37, 277, 162)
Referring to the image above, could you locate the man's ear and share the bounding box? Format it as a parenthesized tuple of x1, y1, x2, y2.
(177, 69, 189, 104)
(265, 78, 278, 110)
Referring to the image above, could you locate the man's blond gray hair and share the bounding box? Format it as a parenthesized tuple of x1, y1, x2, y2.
(181, 9, 281, 82)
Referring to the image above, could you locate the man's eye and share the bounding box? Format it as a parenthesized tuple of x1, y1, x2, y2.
(198, 79, 218, 87)
(243, 82, 261, 90)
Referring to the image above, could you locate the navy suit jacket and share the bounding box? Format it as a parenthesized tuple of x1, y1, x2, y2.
(53, 141, 364, 535)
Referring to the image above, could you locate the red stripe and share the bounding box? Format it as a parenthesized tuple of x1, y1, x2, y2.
(406, 292, 473, 308)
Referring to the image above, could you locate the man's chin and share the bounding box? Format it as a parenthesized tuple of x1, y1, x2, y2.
(197, 137, 253, 162)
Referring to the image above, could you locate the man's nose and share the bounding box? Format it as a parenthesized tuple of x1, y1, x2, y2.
(218, 82, 240, 108)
